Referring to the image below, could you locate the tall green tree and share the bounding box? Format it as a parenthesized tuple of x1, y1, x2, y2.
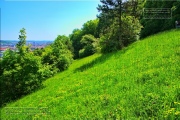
(16, 28, 30, 54)
(0, 28, 44, 107)
(17, 28, 26, 47)
(97, 0, 142, 52)
(97, 0, 124, 48)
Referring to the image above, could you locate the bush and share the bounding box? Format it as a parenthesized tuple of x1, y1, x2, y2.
(100, 34, 118, 53)
(41, 35, 73, 72)
(100, 16, 142, 53)
(0, 49, 43, 107)
(0, 28, 46, 107)
(0, 29, 74, 107)
(38, 63, 58, 79)
(121, 16, 142, 46)
(79, 34, 99, 58)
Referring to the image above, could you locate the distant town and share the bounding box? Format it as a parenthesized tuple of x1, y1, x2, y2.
(0, 40, 53, 57)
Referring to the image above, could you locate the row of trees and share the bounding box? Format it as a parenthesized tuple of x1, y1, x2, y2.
(0, 28, 73, 107)
(70, 0, 180, 56)
(70, 0, 143, 57)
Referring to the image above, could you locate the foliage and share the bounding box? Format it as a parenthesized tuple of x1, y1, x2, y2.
(100, 29, 119, 53)
(140, 1, 180, 38)
(97, 0, 142, 52)
(33, 35, 74, 78)
(55, 35, 74, 53)
(1, 30, 179, 119)
(70, 19, 99, 59)
(0, 31, 74, 107)
(41, 35, 73, 72)
(121, 16, 142, 45)
(79, 34, 99, 58)
(69, 29, 83, 59)
(0, 28, 44, 107)
(97, 0, 124, 49)
(35, 46, 59, 79)
(82, 19, 99, 38)
(100, 15, 142, 53)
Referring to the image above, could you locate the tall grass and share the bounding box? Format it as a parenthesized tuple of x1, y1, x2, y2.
(1, 29, 180, 119)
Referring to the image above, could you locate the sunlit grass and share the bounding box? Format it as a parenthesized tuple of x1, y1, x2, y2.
(1, 29, 180, 119)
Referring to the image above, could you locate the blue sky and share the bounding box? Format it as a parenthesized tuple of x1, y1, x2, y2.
(0, 0, 101, 40)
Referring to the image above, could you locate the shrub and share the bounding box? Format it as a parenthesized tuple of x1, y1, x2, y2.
(100, 33, 119, 53)
(0, 28, 45, 107)
(79, 34, 99, 58)
(41, 35, 73, 73)
(0, 49, 43, 107)
(100, 16, 142, 53)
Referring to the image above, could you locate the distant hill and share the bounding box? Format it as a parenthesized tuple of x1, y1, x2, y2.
(1, 29, 180, 119)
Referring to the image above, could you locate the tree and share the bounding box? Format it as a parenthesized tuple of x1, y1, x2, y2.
(16, 28, 26, 48)
(41, 35, 73, 72)
(97, 0, 142, 52)
(69, 29, 83, 59)
(70, 19, 99, 59)
(52, 35, 73, 71)
(82, 19, 99, 38)
(0, 28, 44, 107)
(16, 28, 30, 54)
(140, 0, 180, 38)
(79, 34, 99, 58)
(97, 0, 124, 48)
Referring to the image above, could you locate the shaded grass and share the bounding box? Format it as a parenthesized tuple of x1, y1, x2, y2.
(0, 29, 180, 119)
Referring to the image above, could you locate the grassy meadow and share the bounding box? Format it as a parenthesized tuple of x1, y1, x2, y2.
(0, 29, 180, 119)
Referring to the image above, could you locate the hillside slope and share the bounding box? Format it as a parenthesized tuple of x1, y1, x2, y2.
(1, 30, 180, 119)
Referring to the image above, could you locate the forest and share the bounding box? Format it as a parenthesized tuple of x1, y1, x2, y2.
(0, 0, 180, 119)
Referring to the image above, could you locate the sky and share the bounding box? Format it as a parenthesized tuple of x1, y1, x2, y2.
(0, 0, 101, 40)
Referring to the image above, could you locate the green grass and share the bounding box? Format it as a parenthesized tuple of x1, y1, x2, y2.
(1, 29, 180, 119)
